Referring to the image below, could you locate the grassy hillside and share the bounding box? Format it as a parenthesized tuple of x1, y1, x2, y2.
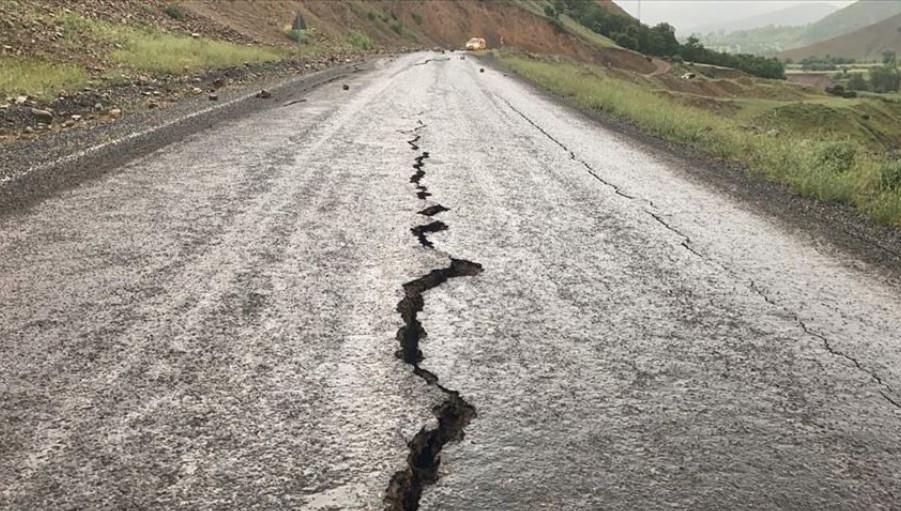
(782, 12, 901, 61)
(794, 0, 901, 49)
(700, 0, 901, 57)
(498, 51, 901, 226)
(691, 2, 838, 35)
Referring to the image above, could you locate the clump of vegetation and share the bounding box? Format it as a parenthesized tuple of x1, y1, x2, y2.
(799, 56, 856, 71)
(814, 141, 857, 173)
(870, 65, 901, 93)
(0, 56, 88, 100)
(390, 21, 404, 36)
(163, 3, 185, 21)
(346, 30, 373, 50)
(880, 161, 901, 191)
(499, 53, 901, 225)
(283, 27, 309, 44)
(846, 73, 869, 91)
(411, 12, 423, 25)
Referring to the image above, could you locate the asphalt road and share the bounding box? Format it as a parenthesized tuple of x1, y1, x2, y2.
(2, 52, 901, 510)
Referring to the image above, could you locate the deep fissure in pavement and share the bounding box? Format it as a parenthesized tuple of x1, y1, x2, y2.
(384, 122, 482, 511)
(411, 221, 448, 248)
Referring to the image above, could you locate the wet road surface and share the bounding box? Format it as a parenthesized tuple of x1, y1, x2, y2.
(2, 53, 901, 509)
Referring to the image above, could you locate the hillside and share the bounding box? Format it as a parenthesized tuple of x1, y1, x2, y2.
(595, 0, 633, 20)
(782, 11, 901, 60)
(793, 0, 901, 49)
(691, 2, 839, 35)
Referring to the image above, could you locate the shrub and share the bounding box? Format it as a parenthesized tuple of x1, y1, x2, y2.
(390, 21, 404, 35)
(544, 5, 558, 18)
(284, 28, 307, 44)
(880, 161, 901, 191)
(163, 3, 185, 21)
(815, 141, 857, 173)
(367, 11, 377, 21)
(847, 73, 868, 91)
(347, 30, 373, 50)
(411, 12, 423, 25)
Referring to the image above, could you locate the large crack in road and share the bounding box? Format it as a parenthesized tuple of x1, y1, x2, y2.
(384, 122, 483, 511)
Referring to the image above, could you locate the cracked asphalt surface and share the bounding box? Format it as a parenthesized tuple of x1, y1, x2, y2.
(2, 52, 901, 510)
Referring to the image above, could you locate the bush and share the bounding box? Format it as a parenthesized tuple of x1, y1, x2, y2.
(847, 73, 868, 91)
(367, 11, 377, 21)
(411, 12, 423, 25)
(880, 161, 901, 191)
(815, 141, 857, 173)
(163, 3, 185, 21)
(870, 65, 901, 93)
(347, 30, 373, 50)
(284, 28, 307, 44)
(390, 21, 404, 35)
(544, 5, 559, 18)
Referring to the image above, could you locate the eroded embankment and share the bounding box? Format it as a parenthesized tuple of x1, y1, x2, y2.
(384, 122, 482, 511)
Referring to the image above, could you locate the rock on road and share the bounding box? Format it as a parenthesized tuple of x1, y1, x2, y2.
(2, 52, 901, 510)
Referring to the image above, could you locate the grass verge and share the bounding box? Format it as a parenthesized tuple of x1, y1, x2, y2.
(60, 14, 284, 75)
(498, 53, 901, 226)
(0, 57, 89, 100)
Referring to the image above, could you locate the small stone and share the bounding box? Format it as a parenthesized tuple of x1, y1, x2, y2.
(15, 95, 28, 105)
(191, 33, 201, 38)
(256, 89, 271, 99)
(208, 93, 218, 101)
(212, 78, 225, 89)
(191, 87, 203, 95)
(109, 108, 122, 118)
(30, 108, 53, 123)
(147, 101, 159, 109)
(480, 68, 485, 73)
(70, 114, 82, 121)
(342, 84, 350, 91)
(24, 126, 33, 133)
(62, 119, 75, 127)
(0, 104, 8, 110)
(2, 45, 12, 51)
(94, 102, 103, 110)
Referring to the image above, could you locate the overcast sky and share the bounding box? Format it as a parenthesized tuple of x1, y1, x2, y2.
(615, 0, 856, 33)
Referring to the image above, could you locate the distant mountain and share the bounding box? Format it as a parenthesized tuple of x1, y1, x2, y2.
(794, 0, 901, 48)
(781, 11, 901, 60)
(689, 2, 839, 35)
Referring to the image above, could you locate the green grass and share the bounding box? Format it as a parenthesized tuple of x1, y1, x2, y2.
(61, 14, 283, 74)
(499, 53, 901, 226)
(0, 57, 89, 100)
(347, 30, 374, 50)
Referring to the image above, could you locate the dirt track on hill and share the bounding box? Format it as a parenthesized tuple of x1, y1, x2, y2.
(2, 52, 901, 510)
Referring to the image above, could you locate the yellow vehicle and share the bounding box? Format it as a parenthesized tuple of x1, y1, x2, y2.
(465, 37, 487, 51)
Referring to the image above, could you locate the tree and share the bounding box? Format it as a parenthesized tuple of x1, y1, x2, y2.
(870, 65, 901, 93)
(884, 50, 897, 66)
(847, 73, 869, 91)
(544, 5, 559, 19)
